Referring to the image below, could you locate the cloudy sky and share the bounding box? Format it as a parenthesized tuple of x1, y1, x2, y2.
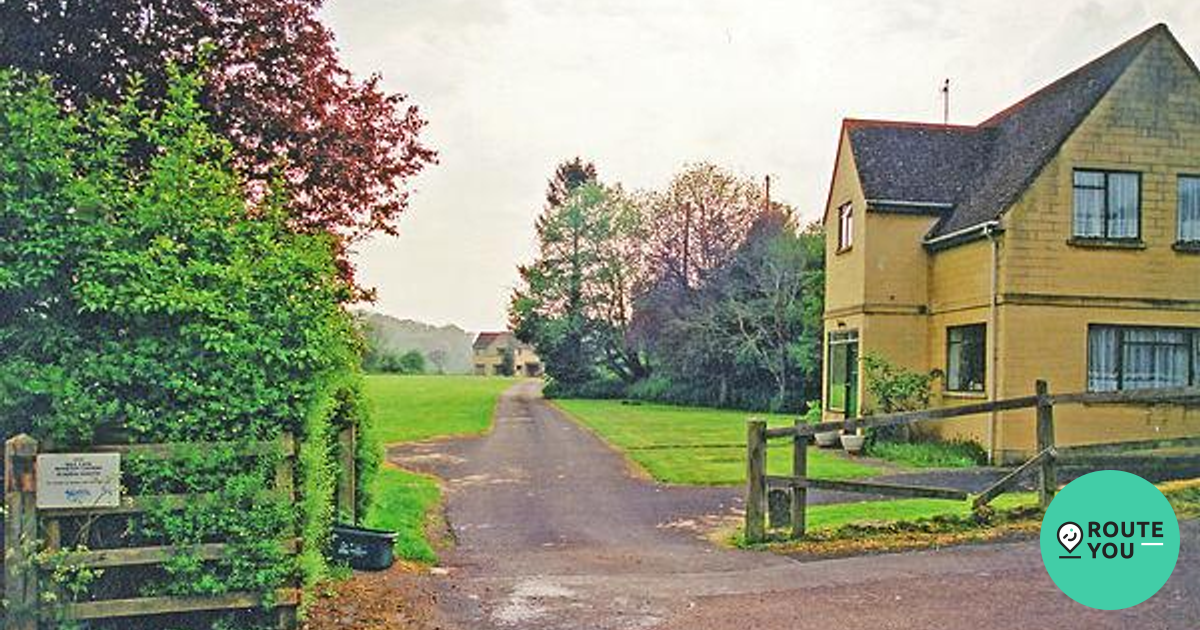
(321, 0, 1200, 332)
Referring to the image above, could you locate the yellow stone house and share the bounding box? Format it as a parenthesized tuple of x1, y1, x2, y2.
(473, 331, 543, 377)
(821, 24, 1200, 462)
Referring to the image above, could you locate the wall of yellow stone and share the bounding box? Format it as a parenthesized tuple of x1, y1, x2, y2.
(823, 129, 868, 317)
(863, 213, 937, 310)
(1002, 35, 1200, 302)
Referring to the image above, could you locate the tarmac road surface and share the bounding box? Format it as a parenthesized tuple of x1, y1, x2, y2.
(389, 381, 1199, 630)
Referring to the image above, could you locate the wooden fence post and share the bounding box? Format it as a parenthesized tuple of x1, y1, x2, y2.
(337, 426, 357, 523)
(1036, 380, 1057, 508)
(791, 418, 808, 539)
(275, 432, 298, 629)
(745, 419, 767, 544)
(5, 434, 39, 630)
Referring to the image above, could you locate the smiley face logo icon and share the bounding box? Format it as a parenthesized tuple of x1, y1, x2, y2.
(1058, 521, 1083, 557)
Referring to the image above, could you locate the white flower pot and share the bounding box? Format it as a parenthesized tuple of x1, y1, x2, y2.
(814, 430, 841, 447)
(840, 433, 866, 454)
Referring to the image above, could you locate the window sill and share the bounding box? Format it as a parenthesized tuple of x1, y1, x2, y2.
(943, 390, 988, 400)
(1173, 241, 1200, 253)
(1067, 237, 1145, 250)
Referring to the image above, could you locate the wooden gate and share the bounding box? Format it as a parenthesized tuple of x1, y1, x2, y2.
(3, 433, 301, 629)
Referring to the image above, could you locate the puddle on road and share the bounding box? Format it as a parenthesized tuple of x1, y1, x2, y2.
(491, 577, 577, 626)
(452, 471, 528, 488)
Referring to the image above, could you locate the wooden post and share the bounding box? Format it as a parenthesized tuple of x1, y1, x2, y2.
(337, 426, 357, 523)
(745, 419, 767, 544)
(5, 434, 39, 630)
(1036, 380, 1057, 508)
(791, 419, 808, 539)
(275, 432, 298, 629)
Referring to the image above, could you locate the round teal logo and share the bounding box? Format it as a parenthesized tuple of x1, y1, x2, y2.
(1040, 470, 1180, 610)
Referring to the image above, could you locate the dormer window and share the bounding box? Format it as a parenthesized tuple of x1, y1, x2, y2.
(837, 202, 854, 252)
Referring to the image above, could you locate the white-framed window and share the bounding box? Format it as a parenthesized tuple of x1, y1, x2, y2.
(837, 202, 853, 251)
(1073, 169, 1140, 239)
(1178, 176, 1200, 243)
(1088, 325, 1199, 392)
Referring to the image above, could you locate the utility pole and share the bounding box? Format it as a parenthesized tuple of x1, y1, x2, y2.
(764, 174, 771, 212)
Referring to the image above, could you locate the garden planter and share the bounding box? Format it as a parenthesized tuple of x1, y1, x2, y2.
(331, 524, 398, 571)
(814, 430, 841, 447)
(840, 433, 866, 454)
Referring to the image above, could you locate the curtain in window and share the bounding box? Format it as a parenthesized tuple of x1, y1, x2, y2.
(1088, 327, 1119, 392)
(1180, 177, 1200, 242)
(1073, 172, 1104, 237)
(1107, 173, 1139, 238)
(1122, 328, 1189, 389)
(1195, 333, 1200, 387)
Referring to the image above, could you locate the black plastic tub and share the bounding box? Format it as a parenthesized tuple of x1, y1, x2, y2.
(330, 524, 398, 571)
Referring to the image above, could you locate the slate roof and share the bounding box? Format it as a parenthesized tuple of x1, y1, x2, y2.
(473, 332, 509, 351)
(843, 23, 1174, 241)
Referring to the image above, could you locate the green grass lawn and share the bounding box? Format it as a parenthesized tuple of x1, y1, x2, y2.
(805, 492, 1037, 531)
(363, 466, 441, 563)
(364, 374, 518, 444)
(362, 374, 518, 563)
(554, 399, 877, 485)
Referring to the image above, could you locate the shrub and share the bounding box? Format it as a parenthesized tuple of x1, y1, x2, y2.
(861, 353, 935, 414)
(0, 66, 373, 610)
(866, 438, 987, 468)
(543, 375, 628, 400)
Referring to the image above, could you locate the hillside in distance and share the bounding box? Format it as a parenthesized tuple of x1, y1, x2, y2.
(356, 311, 475, 374)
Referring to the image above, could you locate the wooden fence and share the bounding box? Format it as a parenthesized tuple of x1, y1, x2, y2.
(745, 381, 1200, 543)
(3, 433, 302, 629)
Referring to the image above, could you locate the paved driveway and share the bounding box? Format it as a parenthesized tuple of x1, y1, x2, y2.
(389, 381, 1199, 630)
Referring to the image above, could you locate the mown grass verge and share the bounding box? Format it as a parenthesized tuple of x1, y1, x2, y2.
(733, 479, 1200, 559)
(555, 399, 879, 485)
(362, 374, 520, 563)
(364, 374, 519, 443)
(364, 466, 441, 563)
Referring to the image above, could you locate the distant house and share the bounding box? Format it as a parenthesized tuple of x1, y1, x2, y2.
(473, 332, 542, 377)
(821, 24, 1200, 462)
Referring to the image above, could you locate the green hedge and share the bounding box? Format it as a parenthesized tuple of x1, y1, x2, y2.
(0, 66, 376, 621)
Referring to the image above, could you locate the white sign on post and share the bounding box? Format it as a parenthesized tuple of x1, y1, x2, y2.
(36, 453, 121, 509)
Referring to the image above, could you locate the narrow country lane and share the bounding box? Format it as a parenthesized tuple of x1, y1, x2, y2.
(389, 382, 1200, 630)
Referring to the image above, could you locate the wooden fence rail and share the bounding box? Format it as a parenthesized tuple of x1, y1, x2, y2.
(745, 381, 1200, 543)
(3, 433, 300, 629)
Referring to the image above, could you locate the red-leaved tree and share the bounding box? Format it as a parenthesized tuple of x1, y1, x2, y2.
(0, 0, 436, 287)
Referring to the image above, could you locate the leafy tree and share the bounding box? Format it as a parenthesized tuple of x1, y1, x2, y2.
(644, 162, 769, 292)
(511, 159, 597, 387)
(498, 346, 516, 377)
(511, 180, 648, 391)
(545, 157, 598, 208)
(651, 212, 823, 410)
(0, 0, 436, 288)
(427, 348, 448, 374)
(363, 347, 426, 374)
(0, 67, 366, 589)
(396, 350, 426, 374)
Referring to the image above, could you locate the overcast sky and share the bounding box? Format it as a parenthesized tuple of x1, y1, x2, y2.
(321, 0, 1200, 332)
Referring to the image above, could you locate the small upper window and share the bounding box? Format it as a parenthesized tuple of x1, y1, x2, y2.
(837, 203, 853, 251)
(1179, 176, 1200, 244)
(1073, 170, 1140, 240)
